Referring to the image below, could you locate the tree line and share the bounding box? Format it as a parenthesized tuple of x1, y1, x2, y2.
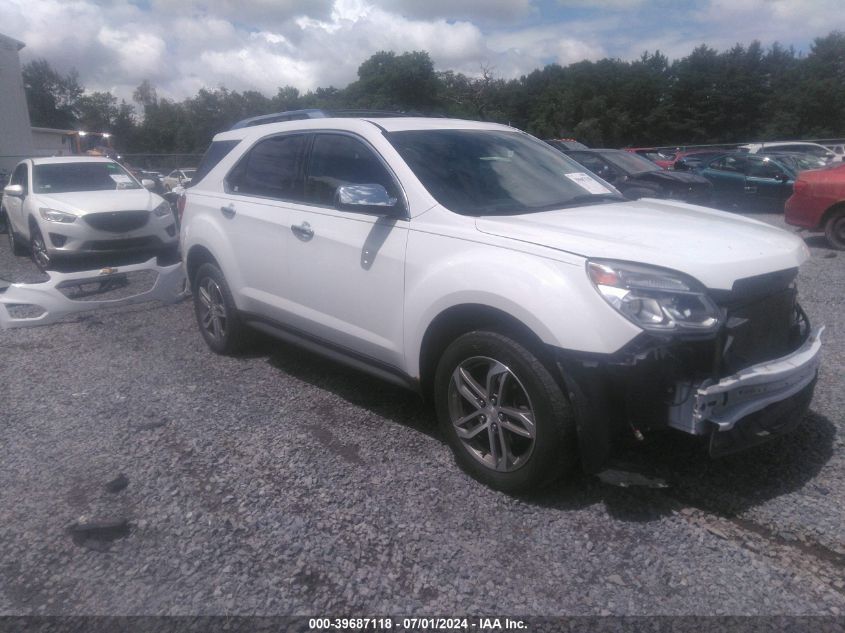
(23, 31, 845, 156)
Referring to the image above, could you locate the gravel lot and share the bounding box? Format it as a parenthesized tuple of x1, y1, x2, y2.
(0, 213, 843, 616)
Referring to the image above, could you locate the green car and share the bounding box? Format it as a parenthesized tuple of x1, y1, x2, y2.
(697, 153, 796, 212)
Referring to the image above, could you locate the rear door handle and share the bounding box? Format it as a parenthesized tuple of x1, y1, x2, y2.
(220, 204, 236, 219)
(291, 221, 314, 240)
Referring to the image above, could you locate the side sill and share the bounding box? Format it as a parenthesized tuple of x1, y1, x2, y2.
(242, 312, 421, 394)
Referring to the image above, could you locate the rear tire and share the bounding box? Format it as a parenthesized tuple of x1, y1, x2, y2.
(434, 330, 577, 493)
(824, 209, 845, 250)
(191, 262, 251, 354)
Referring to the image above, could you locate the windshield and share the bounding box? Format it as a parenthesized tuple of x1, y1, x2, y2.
(603, 151, 663, 174)
(183, 169, 197, 178)
(33, 162, 141, 194)
(386, 129, 620, 215)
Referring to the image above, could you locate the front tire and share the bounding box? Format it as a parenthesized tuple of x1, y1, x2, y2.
(29, 225, 52, 271)
(824, 208, 845, 250)
(434, 330, 577, 493)
(5, 215, 26, 256)
(192, 262, 250, 354)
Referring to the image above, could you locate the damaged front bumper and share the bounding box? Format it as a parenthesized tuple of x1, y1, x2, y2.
(668, 326, 823, 436)
(0, 257, 186, 330)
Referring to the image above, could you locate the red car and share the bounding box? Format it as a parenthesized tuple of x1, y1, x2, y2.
(785, 163, 845, 250)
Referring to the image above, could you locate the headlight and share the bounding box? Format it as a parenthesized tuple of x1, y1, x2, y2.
(587, 259, 721, 333)
(39, 208, 76, 223)
(153, 201, 172, 217)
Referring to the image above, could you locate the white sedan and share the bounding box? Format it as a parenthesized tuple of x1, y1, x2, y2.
(162, 168, 196, 191)
(2, 157, 178, 271)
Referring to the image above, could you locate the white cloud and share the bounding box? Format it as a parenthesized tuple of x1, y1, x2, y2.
(3, 0, 843, 107)
(371, 0, 534, 24)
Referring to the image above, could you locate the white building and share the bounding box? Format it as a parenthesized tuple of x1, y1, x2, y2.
(0, 32, 35, 174)
(31, 126, 76, 156)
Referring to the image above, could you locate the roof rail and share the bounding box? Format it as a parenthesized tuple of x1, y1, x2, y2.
(229, 109, 328, 130)
(229, 108, 444, 130)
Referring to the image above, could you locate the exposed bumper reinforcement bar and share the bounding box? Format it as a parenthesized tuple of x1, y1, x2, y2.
(0, 257, 186, 330)
(669, 326, 823, 436)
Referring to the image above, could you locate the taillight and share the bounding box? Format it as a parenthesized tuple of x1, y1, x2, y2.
(793, 180, 809, 195)
(177, 193, 187, 221)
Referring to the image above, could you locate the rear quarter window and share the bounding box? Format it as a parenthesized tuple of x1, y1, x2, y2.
(191, 140, 241, 186)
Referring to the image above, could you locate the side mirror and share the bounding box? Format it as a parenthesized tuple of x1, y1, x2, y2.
(335, 184, 400, 216)
(3, 184, 23, 197)
(141, 179, 156, 190)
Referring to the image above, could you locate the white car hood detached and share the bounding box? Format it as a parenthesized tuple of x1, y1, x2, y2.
(475, 199, 809, 290)
(36, 189, 157, 216)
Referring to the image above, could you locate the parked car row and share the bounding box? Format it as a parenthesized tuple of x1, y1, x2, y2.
(548, 139, 845, 249)
(558, 148, 712, 204)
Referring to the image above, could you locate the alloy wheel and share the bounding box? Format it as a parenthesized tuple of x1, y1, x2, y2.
(30, 229, 50, 270)
(447, 356, 537, 472)
(197, 277, 228, 343)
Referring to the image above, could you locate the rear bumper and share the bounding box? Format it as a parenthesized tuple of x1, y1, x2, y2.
(784, 195, 826, 230)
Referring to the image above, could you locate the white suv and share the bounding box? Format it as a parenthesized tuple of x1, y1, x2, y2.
(181, 116, 823, 492)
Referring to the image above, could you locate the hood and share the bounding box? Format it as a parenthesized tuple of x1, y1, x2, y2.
(475, 199, 809, 290)
(629, 170, 710, 186)
(35, 189, 161, 217)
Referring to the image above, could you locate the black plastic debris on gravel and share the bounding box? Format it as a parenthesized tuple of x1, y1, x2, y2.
(104, 473, 129, 493)
(67, 518, 131, 551)
(133, 419, 168, 431)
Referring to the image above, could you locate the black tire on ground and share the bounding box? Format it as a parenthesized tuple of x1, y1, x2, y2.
(824, 208, 845, 250)
(28, 225, 52, 271)
(434, 330, 578, 493)
(6, 217, 26, 256)
(0, 208, 7, 234)
(191, 262, 251, 355)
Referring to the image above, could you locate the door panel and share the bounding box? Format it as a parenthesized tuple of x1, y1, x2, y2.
(211, 191, 294, 315)
(282, 132, 408, 368)
(744, 157, 793, 212)
(285, 206, 408, 366)
(216, 132, 309, 316)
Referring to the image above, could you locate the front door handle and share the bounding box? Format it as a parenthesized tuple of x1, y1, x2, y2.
(220, 204, 236, 219)
(291, 221, 314, 241)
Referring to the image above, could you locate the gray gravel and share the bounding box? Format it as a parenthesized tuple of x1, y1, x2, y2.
(0, 213, 843, 616)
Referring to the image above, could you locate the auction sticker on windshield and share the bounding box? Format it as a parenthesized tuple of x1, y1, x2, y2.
(564, 172, 612, 195)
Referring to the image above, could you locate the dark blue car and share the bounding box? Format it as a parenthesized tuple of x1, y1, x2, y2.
(697, 153, 796, 212)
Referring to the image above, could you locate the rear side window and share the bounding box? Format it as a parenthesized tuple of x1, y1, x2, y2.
(305, 134, 399, 207)
(227, 134, 308, 200)
(709, 155, 747, 173)
(747, 157, 786, 179)
(192, 140, 240, 186)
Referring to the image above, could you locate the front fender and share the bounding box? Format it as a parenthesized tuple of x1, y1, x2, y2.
(402, 231, 641, 379)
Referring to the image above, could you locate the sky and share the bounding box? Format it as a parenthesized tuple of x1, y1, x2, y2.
(4, 0, 845, 103)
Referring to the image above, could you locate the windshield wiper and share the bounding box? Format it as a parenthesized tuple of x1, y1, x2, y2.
(558, 193, 627, 208)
